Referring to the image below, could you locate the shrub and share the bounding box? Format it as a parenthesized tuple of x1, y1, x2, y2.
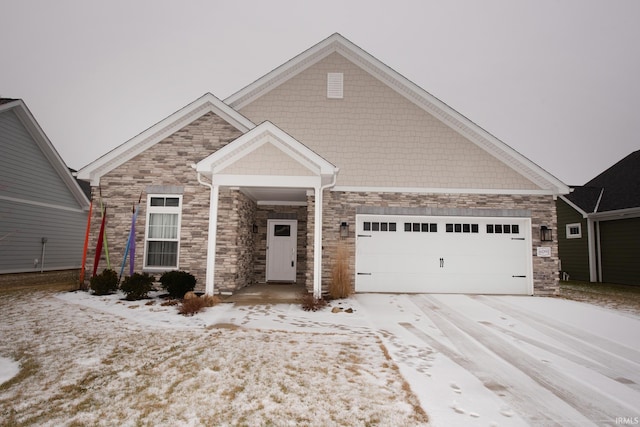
(120, 272, 155, 301)
(178, 293, 221, 316)
(89, 269, 119, 295)
(300, 293, 327, 311)
(329, 243, 352, 299)
(159, 270, 197, 299)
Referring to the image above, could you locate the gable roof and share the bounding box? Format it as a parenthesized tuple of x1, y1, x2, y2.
(565, 150, 640, 214)
(0, 99, 90, 208)
(77, 93, 256, 185)
(225, 33, 569, 195)
(196, 120, 338, 180)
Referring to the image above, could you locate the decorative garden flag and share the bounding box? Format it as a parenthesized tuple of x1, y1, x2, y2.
(92, 205, 107, 277)
(99, 187, 111, 269)
(120, 192, 142, 280)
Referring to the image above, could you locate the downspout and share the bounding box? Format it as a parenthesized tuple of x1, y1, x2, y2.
(195, 168, 219, 295)
(313, 172, 338, 299)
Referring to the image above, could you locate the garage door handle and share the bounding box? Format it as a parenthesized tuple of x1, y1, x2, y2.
(358, 234, 372, 238)
(511, 237, 525, 241)
(357, 272, 372, 275)
(512, 275, 526, 278)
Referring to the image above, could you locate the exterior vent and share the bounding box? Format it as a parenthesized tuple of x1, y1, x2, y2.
(327, 73, 343, 99)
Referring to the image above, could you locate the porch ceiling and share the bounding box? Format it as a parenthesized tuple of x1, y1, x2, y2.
(240, 186, 308, 204)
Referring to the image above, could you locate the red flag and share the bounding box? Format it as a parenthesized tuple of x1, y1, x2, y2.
(92, 205, 107, 277)
(79, 199, 93, 285)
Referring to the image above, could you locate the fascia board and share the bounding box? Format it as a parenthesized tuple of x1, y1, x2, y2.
(225, 33, 568, 194)
(7, 100, 90, 209)
(225, 34, 342, 109)
(588, 206, 640, 221)
(333, 185, 558, 196)
(78, 93, 255, 185)
(558, 195, 590, 218)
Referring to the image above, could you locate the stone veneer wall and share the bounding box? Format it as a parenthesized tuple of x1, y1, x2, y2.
(85, 112, 244, 291)
(306, 190, 559, 296)
(253, 205, 308, 284)
(215, 189, 256, 294)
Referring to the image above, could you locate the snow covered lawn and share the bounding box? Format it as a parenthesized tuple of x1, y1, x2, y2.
(1, 289, 639, 426)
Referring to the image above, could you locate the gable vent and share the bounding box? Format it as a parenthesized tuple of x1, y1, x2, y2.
(327, 73, 343, 99)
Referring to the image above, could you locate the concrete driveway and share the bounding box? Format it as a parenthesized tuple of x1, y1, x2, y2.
(355, 293, 640, 426)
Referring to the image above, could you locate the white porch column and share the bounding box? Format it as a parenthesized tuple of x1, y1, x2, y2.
(313, 185, 323, 298)
(205, 184, 220, 295)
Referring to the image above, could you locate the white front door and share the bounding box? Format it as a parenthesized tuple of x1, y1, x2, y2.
(266, 219, 298, 282)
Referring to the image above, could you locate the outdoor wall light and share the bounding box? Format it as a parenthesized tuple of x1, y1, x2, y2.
(252, 223, 258, 234)
(340, 222, 349, 238)
(540, 225, 553, 242)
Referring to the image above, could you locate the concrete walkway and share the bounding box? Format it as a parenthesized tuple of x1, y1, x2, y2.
(222, 283, 308, 305)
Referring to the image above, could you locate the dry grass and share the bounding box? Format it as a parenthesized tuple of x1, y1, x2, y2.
(299, 292, 328, 311)
(178, 293, 221, 316)
(329, 243, 352, 299)
(558, 280, 640, 315)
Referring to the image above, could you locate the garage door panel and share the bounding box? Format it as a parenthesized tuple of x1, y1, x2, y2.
(355, 214, 532, 294)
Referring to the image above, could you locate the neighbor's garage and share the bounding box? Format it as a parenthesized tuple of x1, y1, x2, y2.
(355, 214, 533, 294)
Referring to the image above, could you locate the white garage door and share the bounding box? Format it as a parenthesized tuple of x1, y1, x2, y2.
(355, 214, 533, 294)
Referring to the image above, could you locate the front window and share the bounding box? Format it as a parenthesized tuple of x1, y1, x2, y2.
(144, 195, 182, 268)
(566, 223, 582, 239)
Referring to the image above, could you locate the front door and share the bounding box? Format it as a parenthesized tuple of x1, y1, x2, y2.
(266, 219, 298, 282)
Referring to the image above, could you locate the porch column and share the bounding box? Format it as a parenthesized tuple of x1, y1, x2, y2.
(313, 185, 323, 298)
(587, 217, 597, 282)
(205, 184, 220, 295)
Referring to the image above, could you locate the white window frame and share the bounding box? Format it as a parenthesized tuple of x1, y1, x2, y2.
(143, 194, 183, 270)
(566, 223, 582, 239)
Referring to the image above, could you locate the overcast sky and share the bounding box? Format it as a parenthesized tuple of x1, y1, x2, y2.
(1, 0, 638, 185)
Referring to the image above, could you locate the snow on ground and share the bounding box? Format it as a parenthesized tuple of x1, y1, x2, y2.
(1, 289, 639, 426)
(0, 357, 19, 386)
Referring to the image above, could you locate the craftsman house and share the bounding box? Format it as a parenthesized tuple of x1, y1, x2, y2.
(78, 34, 569, 297)
(557, 150, 640, 285)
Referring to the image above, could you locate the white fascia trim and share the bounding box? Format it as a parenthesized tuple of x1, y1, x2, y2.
(213, 174, 321, 188)
(558, 195, 590, 218)
(4, 101, 90, 209)
(588, 206, 640, 221)
(78, 93, 255, 186)
(332, 186, 557, 196)
(225, 35, 341, 109)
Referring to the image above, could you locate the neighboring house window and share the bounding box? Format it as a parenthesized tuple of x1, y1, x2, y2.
(566, 223, 582, 239)
(144, 195, 182, 268)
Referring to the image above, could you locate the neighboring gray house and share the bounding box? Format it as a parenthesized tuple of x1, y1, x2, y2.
(557, 150, 640, 285)
(0, 99, 90, 279)
(78, 34, 569, 298)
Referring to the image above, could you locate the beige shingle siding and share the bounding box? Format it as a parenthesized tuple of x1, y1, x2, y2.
(219, 142, 315, 176)
(240, 52, 540, 190)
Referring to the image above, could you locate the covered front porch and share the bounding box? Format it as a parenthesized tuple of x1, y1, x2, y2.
(194, 121, 338, 298)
